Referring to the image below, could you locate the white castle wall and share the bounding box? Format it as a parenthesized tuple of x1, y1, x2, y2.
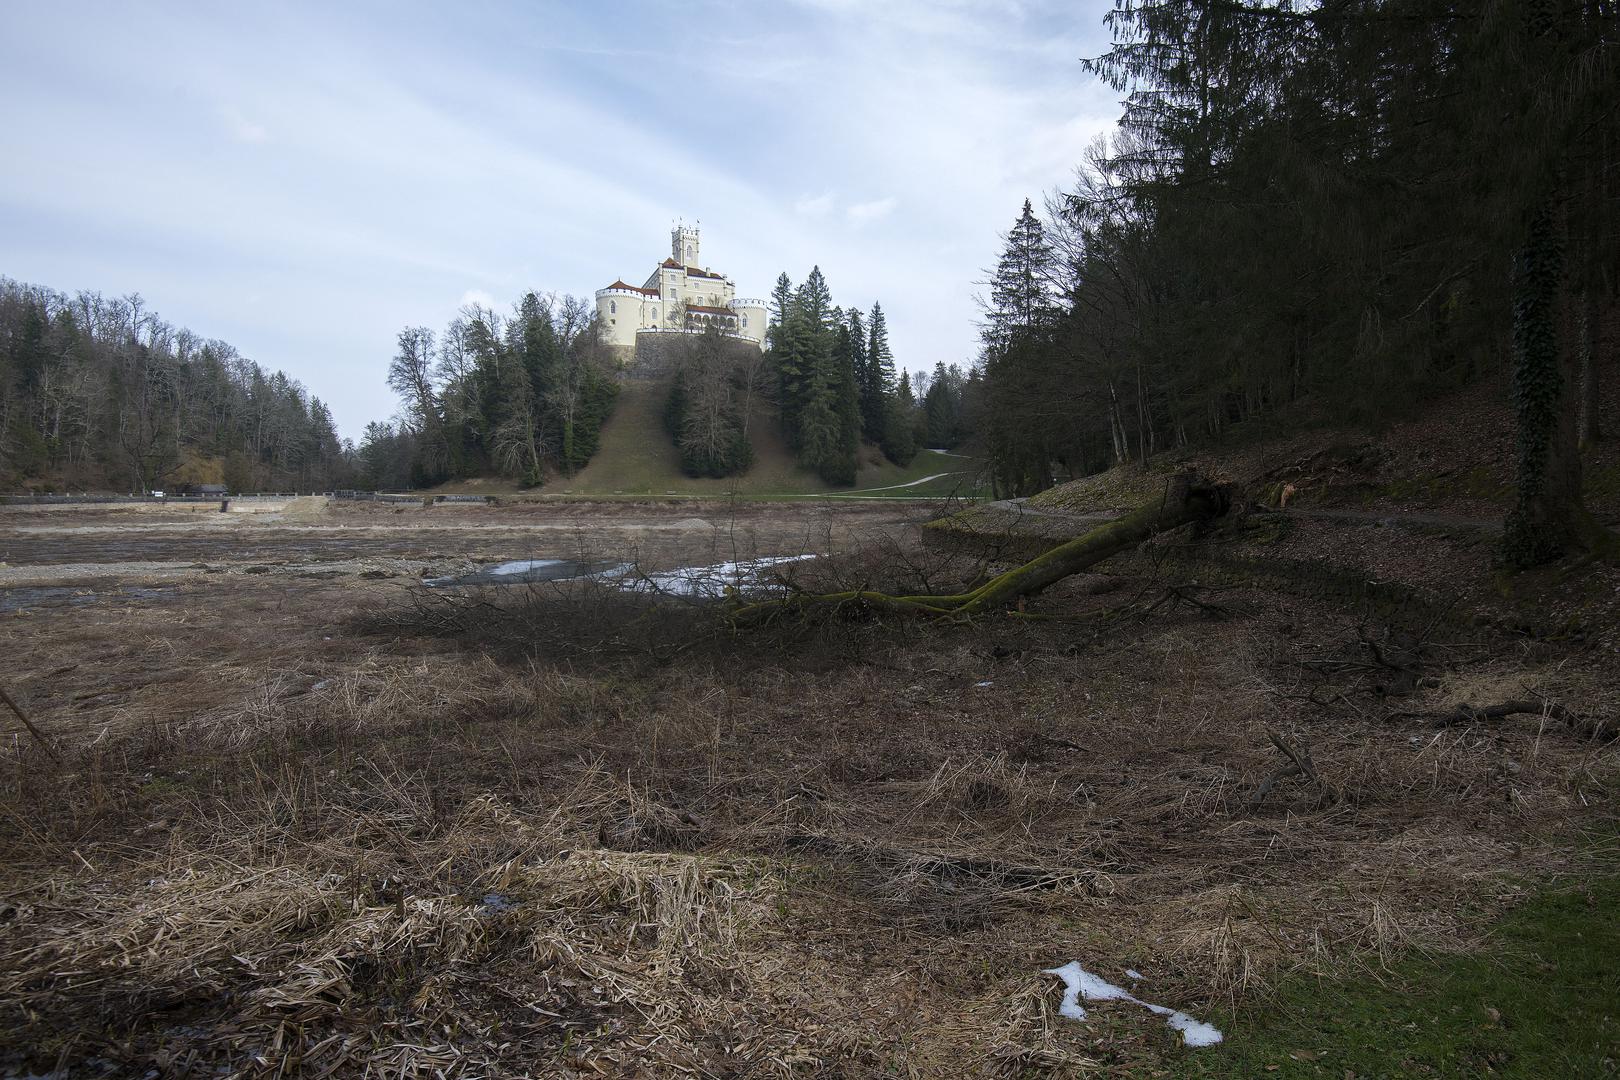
(595, 226, 764, 356)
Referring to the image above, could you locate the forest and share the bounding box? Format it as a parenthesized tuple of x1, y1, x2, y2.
(356, 292, 618, 491)
(0, 278, 349, 493)
(975, 0, 1617, 566)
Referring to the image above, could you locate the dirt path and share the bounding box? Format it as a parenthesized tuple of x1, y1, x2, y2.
(829, 472, 962, 495)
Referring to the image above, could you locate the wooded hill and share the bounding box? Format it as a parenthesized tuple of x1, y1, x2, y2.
(0, 278, 350, 493)
(366, 269, 981, 494)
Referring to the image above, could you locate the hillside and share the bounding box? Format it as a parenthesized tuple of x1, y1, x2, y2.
(1018, 369, 1620, 524)
(519, 377, 982, 499)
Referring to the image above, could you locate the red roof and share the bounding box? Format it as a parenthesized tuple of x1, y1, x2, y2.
(658, 258, 724, 280)
(604, 280, 658, 295)
(686, 304, 737, 316)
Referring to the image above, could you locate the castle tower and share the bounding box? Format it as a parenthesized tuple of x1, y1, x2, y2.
(672, 223, 700, 266)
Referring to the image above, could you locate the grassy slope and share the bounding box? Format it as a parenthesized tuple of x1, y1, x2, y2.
(542, 377, 982, 498)
(1177, 873, 1620, 1078)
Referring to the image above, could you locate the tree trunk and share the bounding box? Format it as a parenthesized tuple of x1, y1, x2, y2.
(955, 472, 1231, 614)
(1504, 199, 1592, 566)
(1579, 287, 1601, 446)
(732, 471, 1232, 623)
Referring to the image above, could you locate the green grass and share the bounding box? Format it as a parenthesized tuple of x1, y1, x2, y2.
(1176, 876, 1620, 1078)
(543, 377, 983, 499)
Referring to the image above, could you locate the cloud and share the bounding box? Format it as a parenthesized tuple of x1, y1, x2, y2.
(793, 192, 835, 217)
(846, 196, 897, 226)
(0, 0, 1123, 437)
(219, 106, 268, 143)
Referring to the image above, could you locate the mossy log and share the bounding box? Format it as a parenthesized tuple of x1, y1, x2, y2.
(732, 471, 1233, 624)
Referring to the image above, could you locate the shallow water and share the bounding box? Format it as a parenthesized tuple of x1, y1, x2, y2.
(423, 558, 626, 587)
(423, 554, 815, 597)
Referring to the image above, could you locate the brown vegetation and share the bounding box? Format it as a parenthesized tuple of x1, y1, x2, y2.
(2, 500, 1618, 1076)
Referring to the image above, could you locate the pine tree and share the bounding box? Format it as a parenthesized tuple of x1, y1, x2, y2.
(883, 370, 917, 466)
(767, 273, 794, 348)
(982, 200, 1059, 495)
(846, 308, 869, 436)
(861, 303, 895, 441)
(825, 320, 861, 483)
(777, 267, 834, 451)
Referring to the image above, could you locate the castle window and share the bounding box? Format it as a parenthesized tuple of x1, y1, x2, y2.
(609, 300, 616, 314)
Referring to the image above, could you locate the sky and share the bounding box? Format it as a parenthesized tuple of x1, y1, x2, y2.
(0, 0, 1121, 439)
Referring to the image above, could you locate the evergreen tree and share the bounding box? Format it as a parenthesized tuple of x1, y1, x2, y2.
(776, 267, 834, 450)
(883, 370, 917, 466)
(846, 308, 870, 436)
(825, 320, 862, 483)
(982, 199, 1060, 495)
(767, 273, 794, 349)
(860, 303, 895, 439)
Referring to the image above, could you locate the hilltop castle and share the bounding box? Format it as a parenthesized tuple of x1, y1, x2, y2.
(595, 225, 767, 362)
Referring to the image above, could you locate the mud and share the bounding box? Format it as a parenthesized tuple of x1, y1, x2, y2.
(0, 499, 922, 589)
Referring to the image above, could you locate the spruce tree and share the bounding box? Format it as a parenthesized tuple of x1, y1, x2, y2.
(779, 267, 834, 452)
(982, 199, 1059, 495)
(846, 308, 870, 436)
(883, 370, 917, 466)
(861, 303, 895, 441)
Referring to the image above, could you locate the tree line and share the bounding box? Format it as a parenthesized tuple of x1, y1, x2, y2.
(979, 0, 1617, 564)
(765, 268, 918, 483)
(658, 268, 975, 483)
(0, 277, 349, 492)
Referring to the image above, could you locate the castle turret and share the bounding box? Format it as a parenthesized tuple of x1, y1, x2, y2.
(672, 223, 700, 267)
(729, 297, 768, 344)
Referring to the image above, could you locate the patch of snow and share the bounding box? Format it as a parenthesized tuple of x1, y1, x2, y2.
(975, 681, 994, 688)
(1125, 968, 1145, 981)
(1163, 1010, 1224, 1048)
(1043, 961, 1223, 1047)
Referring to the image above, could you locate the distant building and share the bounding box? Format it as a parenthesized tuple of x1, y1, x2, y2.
(595, 224, 768, 361)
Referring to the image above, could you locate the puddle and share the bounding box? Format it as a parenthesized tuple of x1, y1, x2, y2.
(424, 559, 626, 587)
(621, 555, 816, 598)
(423, 554, 816, 598)
(0, 585, 178, 614)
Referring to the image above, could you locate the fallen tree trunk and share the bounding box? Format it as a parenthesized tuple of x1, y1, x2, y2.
(733, 471, 1233, 624)
(1436, 699, 1612, 741)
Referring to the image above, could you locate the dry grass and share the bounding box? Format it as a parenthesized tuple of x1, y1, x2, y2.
(2, 507, 1619, 1077)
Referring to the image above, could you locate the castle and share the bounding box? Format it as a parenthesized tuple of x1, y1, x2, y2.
(594, 225, 768, 361)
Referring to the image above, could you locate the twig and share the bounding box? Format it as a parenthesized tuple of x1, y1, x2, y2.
(1248, 730, 1334, 809)
(0, 682, 61, 764)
